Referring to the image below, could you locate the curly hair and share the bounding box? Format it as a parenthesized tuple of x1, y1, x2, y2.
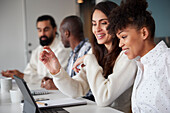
(91, 1, 122, 78)
(108, 0, 155, 40)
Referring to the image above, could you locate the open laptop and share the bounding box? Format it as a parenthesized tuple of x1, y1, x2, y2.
(13, 75, 69, 113)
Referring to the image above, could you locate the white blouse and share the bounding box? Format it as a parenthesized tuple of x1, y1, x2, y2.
(132, 41, 170, 113)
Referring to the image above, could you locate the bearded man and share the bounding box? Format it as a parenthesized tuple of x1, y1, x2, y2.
(1, 15, 70, 85)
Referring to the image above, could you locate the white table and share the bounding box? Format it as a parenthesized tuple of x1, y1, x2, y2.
(0, 82, 123, 113)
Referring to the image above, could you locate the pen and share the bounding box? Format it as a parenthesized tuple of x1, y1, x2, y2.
(36, 101, 48, 106)
(35, 98, 50, 101)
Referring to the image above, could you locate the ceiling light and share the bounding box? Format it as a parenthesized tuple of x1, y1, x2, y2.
(77, 0, 83, 4)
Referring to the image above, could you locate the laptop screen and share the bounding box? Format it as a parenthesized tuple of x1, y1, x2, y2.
(14, 75, 69, 113)
(13, 75, 40, 113)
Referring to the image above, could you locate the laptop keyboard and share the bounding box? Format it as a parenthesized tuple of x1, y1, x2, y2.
(41, 109, 58, 113)
(31, 89, 49, 95)
(41, 108, 58, 113)
(40, 108, 68, 113)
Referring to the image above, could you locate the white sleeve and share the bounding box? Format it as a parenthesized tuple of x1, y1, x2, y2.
(52, 67, 89, 98)
(84, 53, 137, 106)
(23, 48, 42, 84)
(165, 51, 170, 85)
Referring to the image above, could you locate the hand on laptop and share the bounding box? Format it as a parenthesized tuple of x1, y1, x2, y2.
(1, 69, 24, 79)
(41, 77, 58, 90)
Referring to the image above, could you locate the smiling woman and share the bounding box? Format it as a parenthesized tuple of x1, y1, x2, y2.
(92, 9, 112, 50)
(116, 27, 148, 59)
(108, 0, 170, 112)
(39, 1, 137, 113)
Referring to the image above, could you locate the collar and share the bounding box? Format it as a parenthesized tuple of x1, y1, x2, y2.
(140, 41, 167, 65)
(72, 39, 86, 54)
(50, 36, 60, 50)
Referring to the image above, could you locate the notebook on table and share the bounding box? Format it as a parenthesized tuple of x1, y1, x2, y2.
(37, 97, 87, 108)
(14, 75, 69, 113)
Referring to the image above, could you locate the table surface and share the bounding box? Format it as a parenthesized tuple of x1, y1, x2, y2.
(0, 81, 123, 113)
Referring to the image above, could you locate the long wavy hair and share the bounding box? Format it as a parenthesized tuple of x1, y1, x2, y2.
(91, 1, 122, 78)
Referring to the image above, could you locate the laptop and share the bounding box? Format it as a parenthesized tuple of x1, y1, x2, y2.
(13, 75, 69, 113)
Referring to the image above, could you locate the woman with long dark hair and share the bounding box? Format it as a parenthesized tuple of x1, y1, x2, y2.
(39, 1, 137, 112)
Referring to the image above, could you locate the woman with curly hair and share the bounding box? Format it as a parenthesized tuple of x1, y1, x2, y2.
(39, 1, 137, 112)
(108, 0, 170, 112)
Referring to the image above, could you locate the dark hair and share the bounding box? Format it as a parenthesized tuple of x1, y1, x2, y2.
(108, 0, 155, 40)
(36, 15, 58, 34)
(37, 15, 56, 28)
(60, 15, 84, 40)
(91, 1, 121, 78)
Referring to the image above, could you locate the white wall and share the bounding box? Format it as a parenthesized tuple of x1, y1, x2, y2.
(0, 0, 25, 71)
(25, 0, 77, 61)
(0, 0, 77, 72)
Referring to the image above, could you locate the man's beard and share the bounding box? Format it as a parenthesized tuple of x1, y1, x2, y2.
(39, 35, 54, 46)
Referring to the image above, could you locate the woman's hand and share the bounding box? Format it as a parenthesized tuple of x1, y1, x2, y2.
(39, 46, 61, 75)
(41, 77, 58, 90)
(72, 55, 86, 73)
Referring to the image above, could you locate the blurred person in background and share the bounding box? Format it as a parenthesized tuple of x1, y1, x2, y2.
(1, 15, 70, 87)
